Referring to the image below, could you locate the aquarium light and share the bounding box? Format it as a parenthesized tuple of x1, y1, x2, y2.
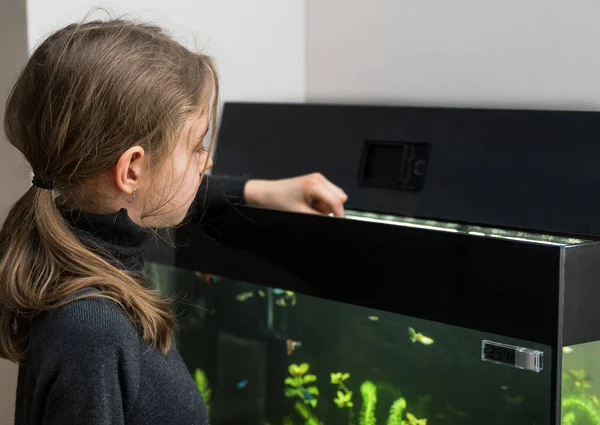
(346, 211, 579, 246)
(488, 233, 565, 246)
(468, 231, 487, 237)
(346, 214, 459, 233)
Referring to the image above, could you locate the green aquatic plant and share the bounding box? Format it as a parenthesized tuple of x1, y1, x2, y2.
(562, 396, 600, 425)
(562, 411, 577, 425)
(331, 372, 353, 408)
(386, 398, 407, 425)
(402, 412, 427, 425)
(282, 414, 294, 425)
(283, 364, 428, 425)
(357, 380, 427, 425)
(294, 402, 322, 425)
(285, 363, 320, 408)
(359, 381, 377, 425)
(194, 369, 212, 416)
(561, 368, 600, 425)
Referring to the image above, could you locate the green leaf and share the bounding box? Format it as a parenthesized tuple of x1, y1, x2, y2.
(303, 374, 317, 384)
(346, 401, 353, 408)
(297, 363, 310, 375)
(306, 386, 320, 396)
(285, 388, 300, 398)
(285, 377, 300, 387)
(307, 398, 318, 408)
(341, 373, 350, 381)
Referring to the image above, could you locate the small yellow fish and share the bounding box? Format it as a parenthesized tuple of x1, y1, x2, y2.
(408, 327, 434, 345)
(257, 290, 266, 297)
(236, 291, 254, 302)
(562, 346, 573, 354)
(368, 316, 379, 321)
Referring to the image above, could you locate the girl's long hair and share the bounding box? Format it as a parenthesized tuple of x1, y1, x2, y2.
(0, 18, 219, 362)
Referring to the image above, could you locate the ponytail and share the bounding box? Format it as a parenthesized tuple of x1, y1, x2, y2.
(0, 185, 175, 362)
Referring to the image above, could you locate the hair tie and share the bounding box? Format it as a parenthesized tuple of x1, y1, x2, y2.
(32, 176, 55, 191)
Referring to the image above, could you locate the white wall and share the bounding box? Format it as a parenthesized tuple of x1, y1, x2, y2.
(27, 0, 306, 103)
(306, 0, 600, 110)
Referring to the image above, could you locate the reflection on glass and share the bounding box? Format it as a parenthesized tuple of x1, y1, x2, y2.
(145, 262, 553, 425)
(346, 210, 588, 246)
(562, 341, 600, 424)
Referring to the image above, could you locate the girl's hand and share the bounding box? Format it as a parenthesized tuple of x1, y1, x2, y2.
(244, 173, 348, 217)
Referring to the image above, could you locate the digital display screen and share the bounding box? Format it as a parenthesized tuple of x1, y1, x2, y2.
(482, 342, 516, 366)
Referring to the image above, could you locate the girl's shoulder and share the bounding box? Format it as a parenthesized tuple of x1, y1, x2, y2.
(30, 288, 140, 358)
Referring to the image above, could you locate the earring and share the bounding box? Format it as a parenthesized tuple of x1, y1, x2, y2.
(125, 189, 137, 204)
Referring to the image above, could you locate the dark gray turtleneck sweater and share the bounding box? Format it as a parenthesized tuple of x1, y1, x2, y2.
(14, 175, 248, 425)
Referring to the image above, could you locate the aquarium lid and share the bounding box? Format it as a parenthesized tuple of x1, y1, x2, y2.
(213, 102, 600, 239)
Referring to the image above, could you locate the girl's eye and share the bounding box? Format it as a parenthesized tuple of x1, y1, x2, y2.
(194, 145, 208, 154)
(195, 133, 211, 153)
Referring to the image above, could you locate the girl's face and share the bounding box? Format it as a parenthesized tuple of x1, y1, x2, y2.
(142, 110, 213, 227)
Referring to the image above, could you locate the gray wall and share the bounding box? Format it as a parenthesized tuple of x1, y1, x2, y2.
(0, 1, 31, 424)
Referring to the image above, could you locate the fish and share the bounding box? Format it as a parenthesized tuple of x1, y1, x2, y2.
(236, 291, 254, 302)
(236, 380, 248, 389)
(368, 316, 379, 321)
(286, 338, 302, 355)
(257, 290, 266, 297)
(302, 390, 314, 400)
(562, 346, 573, 354)
(408, 327, 434, 345)
(194, 272, 214, 284)
(286, 291, 297, 306)
(500, 385, 509, 391)
(274, 289, 296, 307)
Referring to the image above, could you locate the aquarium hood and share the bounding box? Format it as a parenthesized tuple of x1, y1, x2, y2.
(212, 102, 600, 239)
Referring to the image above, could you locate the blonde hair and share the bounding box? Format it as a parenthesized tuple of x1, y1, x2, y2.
(0, 19, 219, 362)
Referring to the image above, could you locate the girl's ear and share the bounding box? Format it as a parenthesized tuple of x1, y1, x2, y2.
(114, 146, 145, 197)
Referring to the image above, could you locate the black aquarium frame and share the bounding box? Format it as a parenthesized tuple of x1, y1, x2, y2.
(144, 102, 600, 425)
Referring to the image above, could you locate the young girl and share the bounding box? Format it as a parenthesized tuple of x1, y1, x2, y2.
(0, 19, 347, 424)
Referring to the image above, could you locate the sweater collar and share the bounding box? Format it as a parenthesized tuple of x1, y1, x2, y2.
(62, 208, 152, 271)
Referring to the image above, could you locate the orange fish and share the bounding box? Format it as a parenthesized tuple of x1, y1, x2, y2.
(286, 339, 302, 356)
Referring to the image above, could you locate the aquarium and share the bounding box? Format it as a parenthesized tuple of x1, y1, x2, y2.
(144, 208, 600, 425)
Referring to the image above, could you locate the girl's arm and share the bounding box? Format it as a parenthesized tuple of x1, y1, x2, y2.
(190, 173, 347, 223)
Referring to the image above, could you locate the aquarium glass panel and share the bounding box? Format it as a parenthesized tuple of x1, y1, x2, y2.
(562, 340, 600, 424)
(145, 262, 553, 425)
